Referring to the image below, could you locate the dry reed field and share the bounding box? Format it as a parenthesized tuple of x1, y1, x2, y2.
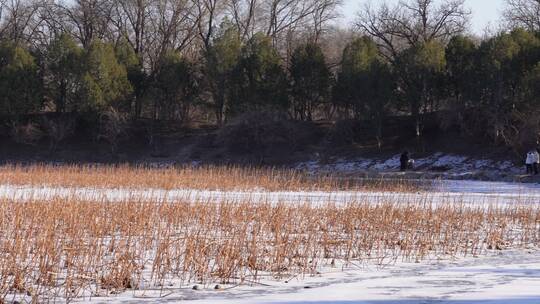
(0, 196, 539, 303)
(0, 164, 424, 192)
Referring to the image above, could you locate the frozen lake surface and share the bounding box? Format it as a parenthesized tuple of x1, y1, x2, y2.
(2, 179, 539, 303)
(1, 179, 540, 206)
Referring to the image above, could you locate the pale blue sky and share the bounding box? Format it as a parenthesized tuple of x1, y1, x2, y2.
(341, 0, 506, 34)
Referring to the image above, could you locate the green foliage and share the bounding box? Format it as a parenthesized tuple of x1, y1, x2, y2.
(46, 37, 133, 114)
(152, 51, 200, 123)
(208, 22, 242, 77)
(445, 35, 478, 107)
(1, 22, 540, 153)
(472, 29, 540, 144)
(82, 41, 133, 112)
(335, 37, 394, 144)
(229, 33, 288, 115)
(335, 37, 379, 118)
(205, 22, 242, 124)
(115, 40, 140, 69)
(340, 37, 380, 80)
(290, 42, 331, 121)
(46, 34, 84, 113)
(395, 40, 446, 136)
(336, 38, 394, 115)
(0, 42, 42, 117)
(478, 30, 540, 108)
(524, 63, 540, 105)
(79, 73, 104, 111)
(115, 40, 146, 115)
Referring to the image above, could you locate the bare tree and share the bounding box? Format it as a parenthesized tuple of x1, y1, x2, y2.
(145, 0, 200, 70)
(264, 0, 314, 39)
(0, 0, 4, 21)
(356, 0, 470, 62)
(0, 0, 43, 43)
(56, 0, 114, 48)
(227, 0, 260, 40)
(31, 1, 67, 49)
(504, 0, 540, 31)
(195, 0, 224, 51)
(0, 0, 69, 52)
(319, 25, 355, 68)
(310, 0, 341, 43)
(112, 0, 151, 56)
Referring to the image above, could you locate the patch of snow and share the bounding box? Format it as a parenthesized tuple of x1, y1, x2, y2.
(431, 155, 468, 168)
(411, 154, 437, 168)
(83, 249, 540, 304)
(372, 155, 401, 171)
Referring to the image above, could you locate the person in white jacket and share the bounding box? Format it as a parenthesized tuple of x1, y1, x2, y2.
(526, 151, 535, 174)
(533, 149, 540, 175)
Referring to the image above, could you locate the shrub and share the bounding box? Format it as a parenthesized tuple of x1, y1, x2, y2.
(9, 121, 44, 145)
(40, 115, 76, 151)
(97, 108, 128, 154)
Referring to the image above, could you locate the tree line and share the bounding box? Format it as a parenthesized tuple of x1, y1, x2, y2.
(1, 0, 540, 152)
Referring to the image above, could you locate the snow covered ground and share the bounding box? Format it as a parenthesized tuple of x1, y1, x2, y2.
(2, 179, 540, 304)
(84, 249, 540, 304)
(1, 179, 540, 206)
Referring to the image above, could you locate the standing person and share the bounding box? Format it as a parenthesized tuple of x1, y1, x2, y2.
(408, 158, 415, 170)
(534, 149, 540, 175)
(526, 151, 535, 174)
(400, 151, 409, 171)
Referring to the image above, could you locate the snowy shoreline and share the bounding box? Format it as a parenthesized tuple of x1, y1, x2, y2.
(294, 153, 530, 183)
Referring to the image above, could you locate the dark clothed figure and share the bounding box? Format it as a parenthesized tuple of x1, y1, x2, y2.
(527, 164, 534, 174)
(400, 152, 409, 172)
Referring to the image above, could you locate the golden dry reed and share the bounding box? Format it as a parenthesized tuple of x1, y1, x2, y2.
(0, 198, 538, 303)
(0, 163, 423, 192)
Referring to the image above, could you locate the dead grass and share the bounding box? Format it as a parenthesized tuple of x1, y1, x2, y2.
(0, 164, 424, 192)
(0, 164, 537, 302)
(0, 197, 538, 302)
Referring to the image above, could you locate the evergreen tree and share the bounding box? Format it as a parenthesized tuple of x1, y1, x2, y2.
(290, 42, 331, 121)
(335, 37, 394, 146)
(116, 40, 146, 117)
(395, 41, 446, 137)
(230, 33, 288, 115)
(81, 40, 133, 112)
(475, 29, 540, 142)
(205, 22, 242, 125)
(524, 63, 540, 106)
(45, 34, 84, 113)
(334, 37, 380, 117)
(0, 42, 42, 117)
(152, 51, 200, 124)
(445, 35, 478, 111)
